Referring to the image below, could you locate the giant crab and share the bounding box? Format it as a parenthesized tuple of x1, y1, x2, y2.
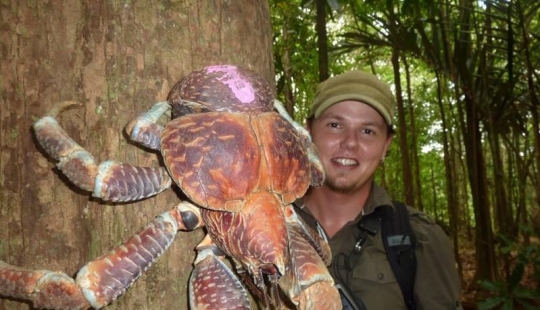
(0, 65, 341, 310)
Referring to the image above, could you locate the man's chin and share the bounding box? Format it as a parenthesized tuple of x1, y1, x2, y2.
(325, 179, 359, 194)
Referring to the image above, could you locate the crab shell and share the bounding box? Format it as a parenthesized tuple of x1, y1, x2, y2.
(167, 65, 275, 118)
(161, 111, 310, 212)
(162, 65, 311, 212)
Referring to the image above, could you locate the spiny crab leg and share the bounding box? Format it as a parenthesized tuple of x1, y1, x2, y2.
(279, 205, 340, 310)
(33, 101, 172, 202)
(125, 101, 171, 150)
(189, 236, 251, 310)
(0, 262, 90, 310)
(284, 204, 332, 265)
(274, 99, 325, 187)
(0, 201, 205, 309)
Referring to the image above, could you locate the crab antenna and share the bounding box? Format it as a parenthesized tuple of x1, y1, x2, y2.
(45, 101, 83, 118)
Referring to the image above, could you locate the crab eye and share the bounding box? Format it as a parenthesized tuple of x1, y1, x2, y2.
(171, 100, 211, 119)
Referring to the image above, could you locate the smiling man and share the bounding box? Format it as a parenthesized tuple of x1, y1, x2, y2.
(295, 70, 463, 310)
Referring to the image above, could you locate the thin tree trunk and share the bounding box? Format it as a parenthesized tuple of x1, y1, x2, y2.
(316, 0, 329, 82)
(488, 128, 513, 238)
(453, 0, 498, 284)
(281, 18, 296, 117)
(435, 69, 461, 276)
(391, 48, 414, 206)
(0, 1, 273, 309)
(402, 56, 423, 211)
(464, 94, 498, 283)
(516, 0, 540, 210)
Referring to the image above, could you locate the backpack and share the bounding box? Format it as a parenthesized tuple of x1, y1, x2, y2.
(378, 201, 417, 310)
(337, 201, 417, 310)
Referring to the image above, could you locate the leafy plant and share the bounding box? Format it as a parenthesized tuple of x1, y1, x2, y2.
(477, 226, 540, 310)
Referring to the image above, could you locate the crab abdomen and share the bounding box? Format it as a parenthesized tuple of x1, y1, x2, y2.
(201, 191, 289, 275)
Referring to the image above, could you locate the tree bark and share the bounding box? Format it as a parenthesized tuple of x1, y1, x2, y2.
(0, 1, 273, 309)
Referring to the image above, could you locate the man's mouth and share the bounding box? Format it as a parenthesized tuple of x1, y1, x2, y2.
(332, 158, 358, 166)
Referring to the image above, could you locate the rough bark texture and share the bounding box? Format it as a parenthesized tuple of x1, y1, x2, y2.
(0, 1, 273, 309)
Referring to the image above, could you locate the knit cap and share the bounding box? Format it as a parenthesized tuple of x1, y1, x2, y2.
(310, 70, 396, 125)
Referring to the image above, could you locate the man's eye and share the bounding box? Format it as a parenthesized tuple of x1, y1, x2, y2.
(329, 122, 340, 128)
(362, 128, 374, 135)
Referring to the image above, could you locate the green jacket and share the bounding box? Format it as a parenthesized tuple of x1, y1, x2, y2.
(295, 184, 463, 310)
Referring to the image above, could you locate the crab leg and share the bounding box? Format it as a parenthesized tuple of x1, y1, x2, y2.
(279, 205, 341, 310)
(189, 236, 251, 310)
(125, 101, 171, 150)
(0, 262, 90, 310)
(273, 100, 325, 187)
(33, 101, 171, 202)
(0, 201, 204, 309)
(283, 205, 332, 265)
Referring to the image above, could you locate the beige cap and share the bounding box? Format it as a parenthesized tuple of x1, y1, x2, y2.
(310, 70, 396, 125)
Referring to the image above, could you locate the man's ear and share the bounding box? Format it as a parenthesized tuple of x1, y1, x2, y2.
(305, 118, 313, 134)
(381, 134, 393, 157)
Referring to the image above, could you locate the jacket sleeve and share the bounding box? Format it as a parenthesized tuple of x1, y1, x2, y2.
(408, 207, 463, 310)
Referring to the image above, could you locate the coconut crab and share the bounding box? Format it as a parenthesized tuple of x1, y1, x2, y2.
(0, 65, 341, 309)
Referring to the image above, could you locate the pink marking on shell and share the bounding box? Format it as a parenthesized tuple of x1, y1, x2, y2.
(205, 65, 256, 104)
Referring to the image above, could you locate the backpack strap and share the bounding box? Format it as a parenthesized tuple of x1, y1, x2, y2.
(355, 202, 417, 310)
(377, 201, 417, 310)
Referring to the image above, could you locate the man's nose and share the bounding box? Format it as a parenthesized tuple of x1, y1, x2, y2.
(340, 130, 359, 150)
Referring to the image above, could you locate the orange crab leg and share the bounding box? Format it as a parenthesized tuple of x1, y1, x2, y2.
(0, 201, 205, 309)
(279, 205, 341, 310)
(33, 101, 171, 202)
(279, 226, 341, 310)
(189, 236, 251, 310)
(125, 101, 171, 150)
(0, 262, 90, 310)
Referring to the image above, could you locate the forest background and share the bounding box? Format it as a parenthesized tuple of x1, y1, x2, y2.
(271, 0, 539, 309)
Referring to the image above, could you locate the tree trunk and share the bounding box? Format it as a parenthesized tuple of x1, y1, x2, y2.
(0, 1, 273, 309)
(464, 95, 498, 283)
(452, 0, 498, 284)
(516, 0, 540, 210)
(435, 69, 461, 276)
(488, 128, 513, 239)
(316, 0, 328, 82)
(281, 16, 296, 117)
(402, 56, 423, 211)
(391, 48, 414, 206)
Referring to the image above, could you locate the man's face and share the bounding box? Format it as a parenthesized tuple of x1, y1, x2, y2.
(309, 100, 393, 194)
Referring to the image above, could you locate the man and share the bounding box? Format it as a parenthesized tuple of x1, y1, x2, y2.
(295, 70, 463, 309)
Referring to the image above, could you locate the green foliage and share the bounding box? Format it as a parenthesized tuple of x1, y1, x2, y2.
(271, 0, 540, 303)
(477, 227, 540, 310)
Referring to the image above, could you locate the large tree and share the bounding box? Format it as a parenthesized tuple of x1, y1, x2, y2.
(0, 1, 273, 309)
